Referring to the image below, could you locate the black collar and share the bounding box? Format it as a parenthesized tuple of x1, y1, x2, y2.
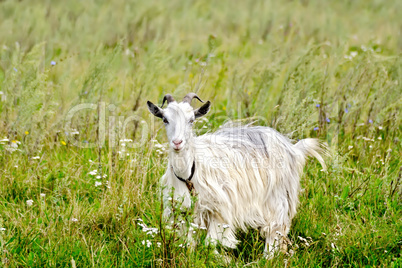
(172, 160, 195, 182)
(172, 160, 196, 195)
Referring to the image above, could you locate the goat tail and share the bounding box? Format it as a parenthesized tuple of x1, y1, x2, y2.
(295, 138, 328, 171)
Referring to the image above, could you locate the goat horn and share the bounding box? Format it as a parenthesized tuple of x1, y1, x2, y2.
(161, 94, 175, 108)
(182, 93, 204, 105)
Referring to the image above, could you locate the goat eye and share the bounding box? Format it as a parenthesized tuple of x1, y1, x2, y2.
(189, 118, 194, 124)
(163, 118, 169, 124)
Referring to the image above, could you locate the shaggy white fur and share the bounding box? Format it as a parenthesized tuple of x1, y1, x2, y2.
(147, 93, 327, 257)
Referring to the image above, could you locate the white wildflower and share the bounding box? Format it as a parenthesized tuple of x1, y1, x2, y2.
(26, 200, 34, 206)
(348, 145, 353, 150)
(0, 227, 5, 231)
(146, 227, 159, 235)
(146, 231, 155, 237)
(6, 140, 20, 152)
(298, 236, 306, 242)
(95, 181, 102, 187)
(223, 224, 230, 229)
(138, 222, 158, 235)
(88, 170, 97, 175)
(31, 156, 40, 160)
(157, 242, 161, 247)
(120, 139, 133, 142)
(72, 218, 78, 222)
(298, 236, 310, 246)
(40, 193, 46, 197)
(154, 144, 164, 149)
(142, 240, 152, 247)
(10, 141, 17, 145)
(362, 137, 374, 142)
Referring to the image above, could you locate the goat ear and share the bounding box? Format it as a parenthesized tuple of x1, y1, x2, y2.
(147, 101, 163, 119)
(194, 101, 211, 119)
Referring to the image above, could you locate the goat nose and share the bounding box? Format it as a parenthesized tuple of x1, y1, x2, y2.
(172, 140, 183, 146)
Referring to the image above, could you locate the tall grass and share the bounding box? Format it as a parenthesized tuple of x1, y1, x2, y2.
(0, 0, 401, 266)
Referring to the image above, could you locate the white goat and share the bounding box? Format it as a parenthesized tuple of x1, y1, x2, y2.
(147, 93, 327, 257)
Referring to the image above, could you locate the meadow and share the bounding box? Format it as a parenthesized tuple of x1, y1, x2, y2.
(0, 0, 401, 267)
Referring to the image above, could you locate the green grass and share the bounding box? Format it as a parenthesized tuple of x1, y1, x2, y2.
(0, 0, 401, 267)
